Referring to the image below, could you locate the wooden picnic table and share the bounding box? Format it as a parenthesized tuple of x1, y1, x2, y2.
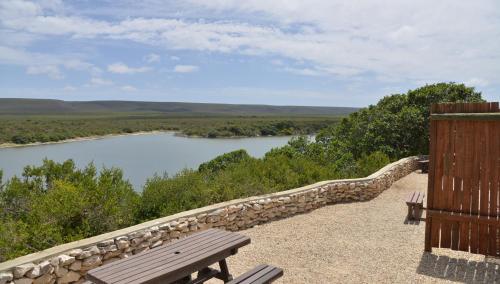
(86, 229, 251, 284)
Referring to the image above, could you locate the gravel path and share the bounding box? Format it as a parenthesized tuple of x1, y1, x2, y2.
(207, 172, 499, 283)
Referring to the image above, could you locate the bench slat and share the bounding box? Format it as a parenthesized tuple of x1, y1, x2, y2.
(228, 265, 283, 284)
(416, 192, 425, 205)
(412, 192, 420, 204)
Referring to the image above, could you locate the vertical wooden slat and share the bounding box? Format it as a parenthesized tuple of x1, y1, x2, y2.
(479, 120, 490, 254)
(433, 118, 447, 248)
(440, 120, 453, 249)
(451, 120, 465, 250)
(425, 106, 438, 252)
(489, 121, 499, 255)
(459, 120, 473, 251)
(470, 120, 481, 253)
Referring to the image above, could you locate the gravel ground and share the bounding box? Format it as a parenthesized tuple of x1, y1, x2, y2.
(206, 172, 499, 284)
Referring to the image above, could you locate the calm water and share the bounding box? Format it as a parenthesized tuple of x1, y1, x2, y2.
(0, 133, 292, 190)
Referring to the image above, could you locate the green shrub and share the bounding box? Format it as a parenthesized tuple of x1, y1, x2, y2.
(199, 149, 251, 173)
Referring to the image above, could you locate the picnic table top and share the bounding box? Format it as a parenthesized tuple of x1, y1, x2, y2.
(86, 229, 251, 284)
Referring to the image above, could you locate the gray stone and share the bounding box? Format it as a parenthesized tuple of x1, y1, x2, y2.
(115, 239, 129, 250)
(0, 272, 13, 284)
(26, 265, 41, 279)
(97, 239, 114, 247)
(57, 255, 75, 266)
(67, 249, 83, 258)
(81, 255, 102, 270)
(54, 266, 68, 278)
(68, 261, 81, 271)
(127, 231, 144, 239)
(33, 274, 54, 284)
(150, 240, 163, 248)
(115, 236, 128, 241)
(14, 278, 33, 284)
(158, 223, 172, 232)
(38, 261, 52, 275)
(130, 237, 143, 246)
(56, 271, 80, 284)
(142, 231, 152, 240)
(13, 263, 35, 278)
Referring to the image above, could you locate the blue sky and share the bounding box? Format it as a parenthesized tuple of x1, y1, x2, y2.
(0, 1, 498, 107)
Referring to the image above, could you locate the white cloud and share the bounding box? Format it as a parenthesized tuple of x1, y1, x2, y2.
(121, 85, 137, 91)
(26, 65, 63, 79)
(174, 65, 199, 73)
(283, 67, 325, 77)
(144, 53, 160, 63)
(170, 56, 180, 61)
(1, 0, 500, 86)
(464, 78, 489, 87)
(90, 77, 113, 85)
(108, 62, 151, 74)
(63, 85, 76, 91)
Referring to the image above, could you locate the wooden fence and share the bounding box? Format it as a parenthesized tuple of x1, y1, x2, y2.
(425, 102, 500, 256)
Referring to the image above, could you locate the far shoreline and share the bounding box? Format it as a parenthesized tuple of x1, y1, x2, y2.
(0, 131, 174, 149)
(0, 131, 300, 149)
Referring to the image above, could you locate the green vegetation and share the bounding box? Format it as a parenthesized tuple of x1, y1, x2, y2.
(0, 114, 342, 144)
(0, 83, 484, 261)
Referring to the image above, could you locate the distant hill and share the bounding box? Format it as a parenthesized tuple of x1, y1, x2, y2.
(0, 98, 357, 116)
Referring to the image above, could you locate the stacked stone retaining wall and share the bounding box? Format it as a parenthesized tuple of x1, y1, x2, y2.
(0, 156, 421, 284)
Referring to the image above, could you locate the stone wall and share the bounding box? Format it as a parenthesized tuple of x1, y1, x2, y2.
(0, 156, 421, 284)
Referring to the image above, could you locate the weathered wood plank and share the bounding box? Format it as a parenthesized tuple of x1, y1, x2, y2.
(86, 229, 251, 284)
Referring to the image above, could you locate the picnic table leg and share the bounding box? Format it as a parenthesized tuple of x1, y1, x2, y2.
(218, 259, 233, 282)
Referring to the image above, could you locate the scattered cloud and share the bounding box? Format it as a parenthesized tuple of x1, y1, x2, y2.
(90, 77, 113, 86)
(121, 85, 137, 91)
(271, 59, 283, 66)
(3, 1, 499, 85)
(0, 0, 499, 104)
(26, 65, 63, 79)
(283, 67, 325, 77)
(174, 65, 199, 73)
(464, 78, 489, 87)
(63, 85, 76, 91)
(108, 62, 151, 74)
(144, 53, 160, 63)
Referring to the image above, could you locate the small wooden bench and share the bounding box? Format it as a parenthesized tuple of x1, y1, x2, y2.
(406, 191, 425, 220)
(227, 264, 283, 284)
(418, 159, 429, 173)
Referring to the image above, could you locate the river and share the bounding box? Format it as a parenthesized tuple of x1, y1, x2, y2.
(0, 132, 292, 190)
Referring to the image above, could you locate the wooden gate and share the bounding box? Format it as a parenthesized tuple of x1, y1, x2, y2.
(424, 102, 500, 256)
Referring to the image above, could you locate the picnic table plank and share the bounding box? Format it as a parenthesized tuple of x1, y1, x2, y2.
(91, 229, 225, 274)
(93, 230, 233, 276)
(86, 229, 250, 284)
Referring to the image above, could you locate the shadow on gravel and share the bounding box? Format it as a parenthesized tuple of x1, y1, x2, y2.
(416, 252, 500, 283)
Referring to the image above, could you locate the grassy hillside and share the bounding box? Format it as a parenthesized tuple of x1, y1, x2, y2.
(0, 99, 355, 145)
(0, 98, 357, 116)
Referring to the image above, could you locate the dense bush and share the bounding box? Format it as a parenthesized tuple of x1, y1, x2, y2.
(0, 160, 140, 261)
(316, 83, 483, 160)
(0, 82, 485, 261)
(0, 115, 340, 145)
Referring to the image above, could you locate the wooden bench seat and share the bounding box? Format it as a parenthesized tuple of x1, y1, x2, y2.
(406, 191, 425, 220)
(227, 264, 283, 284)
